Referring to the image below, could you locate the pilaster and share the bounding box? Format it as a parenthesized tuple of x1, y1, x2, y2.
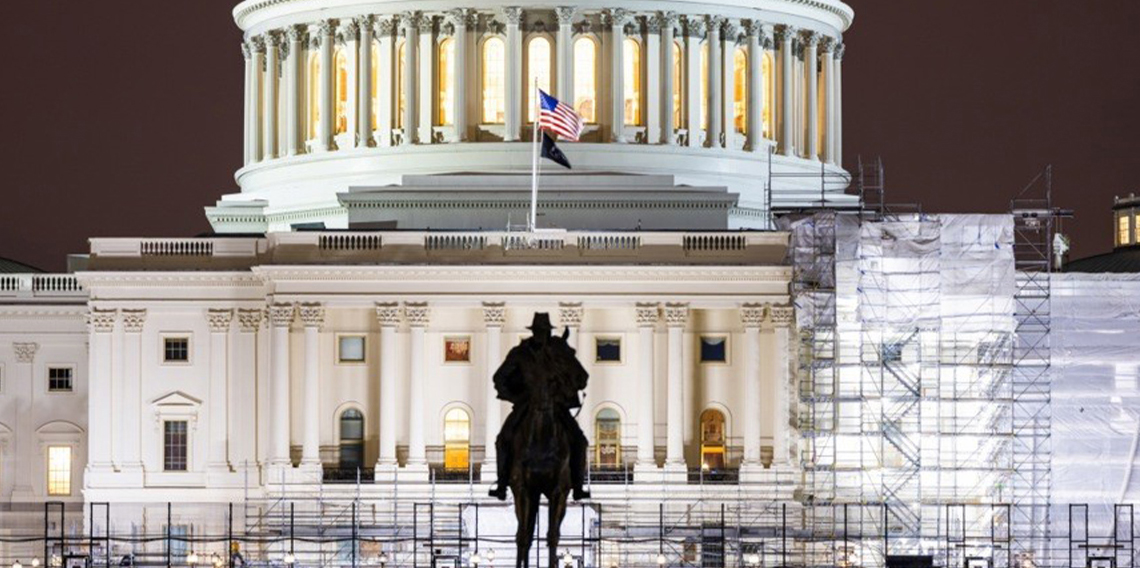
(375, 302, 402, 477)
(207, 309, 236, 483)
(634, 302, 658, 474)
(663, 302, 688, 476)
(298, 303, 325, 475)
(482, 302, 506, 481)
(119, 309, 146, 482)
(404, 301, 430, 477)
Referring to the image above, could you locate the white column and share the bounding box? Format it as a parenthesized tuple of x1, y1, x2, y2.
(607, 9, 629, 143)
(234, 309, 263, 472)
(664, 303, 688, 469)
(556, 8, 575, 104)
(504, 7, 523, 142)
(740, 305, 764, 468)
(404, 302, 430, 471)
(263, 33, 280, 160)
(683, 21, 701, 148)
(207, 309, 234, 477)
(803, 31, 819, 161)
(401, 13, 419, 145)
(721, 20, 736, 150)
(482, 303, 506, 476)
(705, 17, 722, 149)
(777, 26, 795, 157)
(342, 20, 360, 146)
(375, 304, 401, 473)
(315, 20, 337, 151)
(645, 16, 662, 145)
(268, 303, 295, 467)
(375, 18, 395, 147)
(418, 16, 434, 145)
(449, 10, 471, 141)
(87, 310, 116, 478)
(119, 311, 145, 478)
(771, 305, 795, 466)
(298, 303, 324, 469)
(746, 22, 764, 152)
(242, 43, 252, 164)
(11, 342, 39, 495)
(659, 12, 677, 145)
(634, 303, 658, 469)
(250, 38, 265, 161)
(820, 37, 835, 164)
(357, 16, 374, 148)
(285, 26, 305, 156)
(835, 42, 844, 167)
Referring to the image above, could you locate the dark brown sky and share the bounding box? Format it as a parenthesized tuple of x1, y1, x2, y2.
(2, 0, 1137, 271)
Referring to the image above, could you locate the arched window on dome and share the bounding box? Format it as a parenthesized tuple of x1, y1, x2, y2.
(817, 66, 826, 157)
(395, 41, 406, 129)
(371, 42, 380, 131)
(672, 40, 684, 128)
(527, 36, 552, 123)
(482, 37, 506, 124)
(443, 407, 471, 471)
(438, 38, 455, 126)
(334, 47, 349, 134)
(308, 52, 321, 140)
(733, 47, 747, 135)
(699, 42, 708, 130)
(623, 38, 641, 126)
(573, 37, 598, 123)
(761, 51, 774, 139)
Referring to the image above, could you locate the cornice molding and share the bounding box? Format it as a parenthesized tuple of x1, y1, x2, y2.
(75, 273, 266, 288)
(253, 266, 791, 282)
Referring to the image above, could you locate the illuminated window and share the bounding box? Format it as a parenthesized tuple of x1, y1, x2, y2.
(1119, 215, 1131, 246)
(164, 421, 188, 472)
(396, 41, 406, 128)
(48, 367, 73, 392)
(527, 37, 552, 123)
(733, 47, 747, 134)
(482, 37, 506, 124)
(1135, 214, 1140, 244)
(623, 38, 641, 126)
(594, 409, 621, 468)
(334, 48, 349, 134)
(438, 38, 454, 125)
(339, 409, 365, 470)
(699, 43, 708, 129)
(308, 53, 320, 139)
(699, 409, 726, 470)
(573, 37, 598, 123)
(817, 66, 825, 157)
(672, 41, 684, 127)
(371, 42, 379, 130)
(47, 446, 71, 496)
(443, 408, 471, 470)
(762, 52, 774, 138)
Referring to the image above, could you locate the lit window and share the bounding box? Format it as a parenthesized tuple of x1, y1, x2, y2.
(308, 53, 320, 139)
(817, 67, 826, 157)
(699, 43, 708, 130)
(700, 409, 726, 470)
(338, 336, 366, 363)
(1119, 215, 1131, 246)
(48, 367, 73, 392)
(443, 408, 471, 470)
(594, 409, 621, 468)
(762, 52, 774, 138)
(371, 43, 380, 130)
(733, 48, 747, 134)
(527, 37, 552, 123)
(47, 446, 71, 496)
(700, 336, 728, 363)
(163, 337, 190, 363)
(595, 337, 622, 363)
(573, 38, 597, 123)
(672, 41, 684, 127)
(623, 38, 641, 126)
(1134, 213, 1140, 245)
(396, 41, 406, 128)
(438, 38, 454, 125)
(334, 48, 349, 134)
(482, 37, 506, 124)
(164, 421, 188, 472)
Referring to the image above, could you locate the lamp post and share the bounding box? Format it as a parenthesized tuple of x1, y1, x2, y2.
(656, 553, 667, 567)
(13, 560, 23, 568)
(188, 552, 200, 567)
(486, 549, 496, 567)
(379, 552, 389, 568)
(283, 553, 296, 565)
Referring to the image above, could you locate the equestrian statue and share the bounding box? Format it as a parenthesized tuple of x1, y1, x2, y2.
(488, 312, 591, 568)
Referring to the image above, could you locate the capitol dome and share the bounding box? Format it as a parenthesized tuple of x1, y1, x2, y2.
(210, 0, 856, 232)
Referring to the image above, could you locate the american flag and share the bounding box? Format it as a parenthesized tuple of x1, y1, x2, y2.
(538, 90, 585, 142)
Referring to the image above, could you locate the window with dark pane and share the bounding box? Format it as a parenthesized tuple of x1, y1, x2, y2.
(595, 337, 622, 363)
(48, 367, 73, 392)
(700, 336, 727, 363)
(164, 337, 190, 363)
(164, 420, 188, 471)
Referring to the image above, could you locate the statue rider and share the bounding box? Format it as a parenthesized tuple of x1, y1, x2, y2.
(488, 312, 591, 501)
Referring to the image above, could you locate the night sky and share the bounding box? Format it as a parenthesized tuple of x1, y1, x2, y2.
(1, 0, 1137, 271)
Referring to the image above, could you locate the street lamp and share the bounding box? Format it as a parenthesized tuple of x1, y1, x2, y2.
(31, 559, 41, 568)
(187, 552, 200, 566)
(746, 553, 760, 567)
(378, 552, 389, 568)
(656, 554, 667, 567)
(13, 560, 23, 568)
(471, 552, 482, 567)
(486, 549, 496, 566)
(283, 553, 296, 565)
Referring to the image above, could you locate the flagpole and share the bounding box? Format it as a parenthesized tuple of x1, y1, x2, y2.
(529, 80, 540, 232)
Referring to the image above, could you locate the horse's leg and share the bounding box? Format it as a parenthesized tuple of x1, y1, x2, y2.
(515, 490, 533, 568)
(547, 488, 569, 568)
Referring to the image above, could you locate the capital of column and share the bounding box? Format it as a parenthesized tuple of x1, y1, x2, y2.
(375, 302, 402, 327)
(483, 302, 506, 328)
(664, 303, 689, 327)
(704, 16, 725, 37)
(776, 25, 797, 45)
(635, 302, 660, 327)
(298, 303, 325, 329)
(502, 6, 523, 26)
(604, 8, 631, 28)
(317, 19, 338, 37)
(683, 16, 705, 39)
(400, 11, 422, 31)
(820, 35, 837, 53)
(268, 303, 296, 328)
(286, 24, 306, 43)
(121, 309, 147, 333)
(834, 42, 846, 60)
(207, 308, 234, 333)
(645, 15, 661, 34)
(354, 15, 374, 32)
(240, 42, 251, 60)
(13, 342, 39, 364)
(560, 302, 584, 328)
(555, 6, 576, 26)
(800, 30, 820, 47)
(263, 31, 281, 49)
(740, 303, 767, 329)
(339, 19, 360, 44)
(375, 17, 397, 37)
(248, 36, 265, 53)
(446, 8, 475, 29)
(769, 305, 795, 328)
(721, 19, 738, 39)
(88, 308, 117, 333)
(404, 302, 430, 327)
(237, 308, 264, 332)
(416, 14, 435, 34)
(657, 11, 679, 32)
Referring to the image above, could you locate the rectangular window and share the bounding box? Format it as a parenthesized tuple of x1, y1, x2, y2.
(163, 337, 190, 363)
(164, 421, 189, 472)
(595, 337, 622, 363)
(48, 367, 73, 392)
(168, 525, 189, 559)
(444, 336, 472, 363)
(699, 336, 728, 363)
(337, 336, 366, 363)
(1119, 215, 1131, 246)
(1135, 214, 1140, 245)
(47, 446, 71, 496)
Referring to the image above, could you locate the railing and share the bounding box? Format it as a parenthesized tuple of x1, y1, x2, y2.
(425, 234, 486, 251)
(683, 234, 747, 252)
(687, 467, 740, 485)
(577, 235, 642, 251)
(588, 465, 634, 485)
(0, 274, 84, 296)
(429, 465, 482, 484)
(318, 234, 383, 251)
(322, 467, 375, 484)
(140, 239, 214, 256)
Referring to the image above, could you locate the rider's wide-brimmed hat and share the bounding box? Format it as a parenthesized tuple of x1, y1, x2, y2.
(527, 312, 554, 332)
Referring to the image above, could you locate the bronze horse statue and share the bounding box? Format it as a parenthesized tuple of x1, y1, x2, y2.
(488, 313, 590, 568)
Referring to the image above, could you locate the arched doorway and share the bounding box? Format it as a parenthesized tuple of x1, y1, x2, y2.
(443, 408, 471, 471)
(700, 409, 727, 470)
(339, 409, 365, 470)
(595, 408, 621, 469)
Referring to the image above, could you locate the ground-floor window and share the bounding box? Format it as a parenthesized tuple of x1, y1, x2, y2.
(594, 408, 621, 468)
(47, 445, 71, 495)
(700, 409, 726, 470)
(164, 420, 188, 471)
(339, 409, 365, 470)
(443, 408, 471, 471)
